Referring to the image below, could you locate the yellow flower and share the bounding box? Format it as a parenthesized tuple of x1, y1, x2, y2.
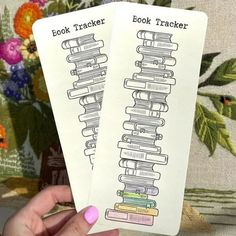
(32, 68, 49, 102)
(20, 34, 38, 60)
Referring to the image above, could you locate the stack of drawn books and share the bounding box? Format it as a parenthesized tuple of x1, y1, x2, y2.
(105, 30, 178, 225)
(62, 34, 108, 166)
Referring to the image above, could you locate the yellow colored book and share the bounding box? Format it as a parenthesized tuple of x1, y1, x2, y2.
(114, 203, 159, 216)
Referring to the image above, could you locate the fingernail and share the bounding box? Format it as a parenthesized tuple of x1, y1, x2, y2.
(84, 206, 99, 224)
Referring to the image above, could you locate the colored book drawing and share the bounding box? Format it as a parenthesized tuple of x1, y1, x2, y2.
(62, 33, 108, 167)
(105, 30, 178, 226)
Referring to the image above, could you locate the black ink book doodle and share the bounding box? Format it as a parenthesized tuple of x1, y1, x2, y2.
(61, 34, 108, 167)
(105, 30, 178, 226)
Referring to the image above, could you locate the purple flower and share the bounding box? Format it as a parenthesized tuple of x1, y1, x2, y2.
(30, 0, 47, 7)
(0, 38, 23, 65)
(3, 80, 19, 97)
(11, 69, 30, 87)
(3, 79, 23, 102)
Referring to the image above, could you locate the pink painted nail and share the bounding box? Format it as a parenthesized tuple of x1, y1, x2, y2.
(84, 206, 99, 224)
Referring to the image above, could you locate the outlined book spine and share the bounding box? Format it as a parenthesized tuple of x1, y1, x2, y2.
(67, 81, 105, 99)
(123, 121, 158, 133)
(118, 174, 156, 187)
(124, 79, 171, 94)
(85, 139, 96, 149)
(126, 106, 160, 117)
(117, 190, 148, 199)
(131, 130, 160, 140)
(74, 54, 108, 68)
(61, 33, 95, 49)
(83, 102, 102, 112)
(106, 30, 178, 226)
(120, 148, 168, 164)
(82, 126, 98, 137)
(135, 60, 166, 70)
(119, 159, 154, 170)
(70, 40, 104, 54)
(62, 34, 107, 167)
(114, 203, 159, 216)
(132, 90, 167, 101)
(105, 209, 154, 226)
(140, 68, 174, 78)
(123, 197, 157, 209)
(66, 49, 101, 63)
(79, 91, 103, 105)
(137, 30, 172, 42)
(118, 141, 161, 153)
(79, 111, 100, 122)
(83, 118, 99, 129)
(125, 168, 161, 180)
(137, 46, 172, 57)
(133, 73, 176, 85)
(77, 66, 107, 80)
(124, 184, 159, 196)
(122, 134, 158, 145)
(134, 99, 169, 112)
(129, 115, 165, 126)
(142, 55, 176, 66)
(70, 64, 100, 75)
(143, 40, 178, 50)
(73, 76, 105, 88)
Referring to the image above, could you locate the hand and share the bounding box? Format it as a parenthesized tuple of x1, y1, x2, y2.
(2, 185, 119, 236)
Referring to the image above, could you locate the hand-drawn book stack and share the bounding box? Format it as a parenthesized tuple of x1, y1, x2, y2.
(105, 30, 178, 226)
(62, 34, 108, 167)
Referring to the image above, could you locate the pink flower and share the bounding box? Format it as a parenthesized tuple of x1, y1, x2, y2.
(0, 38, 22, 65)
(30, 0, 47, 7)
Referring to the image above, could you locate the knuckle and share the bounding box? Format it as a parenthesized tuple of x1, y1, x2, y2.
(63, 217, 87, 236)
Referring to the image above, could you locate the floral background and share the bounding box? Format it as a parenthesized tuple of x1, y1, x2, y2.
(0, 0, 235, 235)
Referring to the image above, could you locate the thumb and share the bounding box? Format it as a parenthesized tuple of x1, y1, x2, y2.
(55, 206, 99, 236)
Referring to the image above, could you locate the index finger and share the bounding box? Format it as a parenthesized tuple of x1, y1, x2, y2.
(22, 185, 73, 217)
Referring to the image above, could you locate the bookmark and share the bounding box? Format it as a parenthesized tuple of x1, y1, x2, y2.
(33, 3, 115, 210)
(90, 3, 207, 235)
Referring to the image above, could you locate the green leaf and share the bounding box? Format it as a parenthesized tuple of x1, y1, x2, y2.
(137, 0, 171, 6)
(195, 102, 236, 157)
(28, 102, 59, 157)
(195, 103, 220, 155)
(66, 0, 85, 12)
(209, 95, 236, 120)
(1, 6, 14, 41)
(58, 0, 67, 14)
(45, 0, 67, 16)
(218, 127, 236, 156)
(185, 7, 195, 10)
(23, 59, 41, 75)
(199, 58, 236, 87)
(0, 60, 10, 81)
(152, 0, 171, 6)
(0, 18, 4, 42)
(8, 103, 31, 150)
(48, 2, 59, 14)
(200, 52, 220, 76)
(2, 101, 58, 156)
(92, 0, 103, 7)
